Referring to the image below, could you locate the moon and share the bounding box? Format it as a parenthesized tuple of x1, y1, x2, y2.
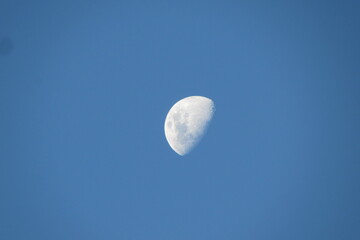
(164, 96, 215, 156)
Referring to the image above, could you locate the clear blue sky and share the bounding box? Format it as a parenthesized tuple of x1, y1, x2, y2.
(1, 0, 360, 239)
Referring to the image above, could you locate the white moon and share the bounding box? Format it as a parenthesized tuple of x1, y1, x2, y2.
(164, 96, 215, 156)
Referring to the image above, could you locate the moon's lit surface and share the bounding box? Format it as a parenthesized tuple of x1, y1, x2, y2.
(164, 96, 215, 156)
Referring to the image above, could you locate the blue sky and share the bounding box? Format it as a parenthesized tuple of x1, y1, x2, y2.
(1, 0, 360, 239)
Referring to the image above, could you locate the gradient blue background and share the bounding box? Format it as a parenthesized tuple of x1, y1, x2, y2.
(1, 0, 360, 239)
